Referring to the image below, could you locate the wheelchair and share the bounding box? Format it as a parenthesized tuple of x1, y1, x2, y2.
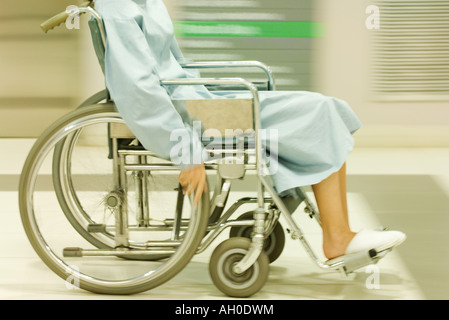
(18, 1, 391, 297)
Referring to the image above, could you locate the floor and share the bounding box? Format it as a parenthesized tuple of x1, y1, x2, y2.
(1, 138, 448, 300)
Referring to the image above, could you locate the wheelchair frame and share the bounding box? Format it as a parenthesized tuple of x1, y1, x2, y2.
(19, 2, 389, 297)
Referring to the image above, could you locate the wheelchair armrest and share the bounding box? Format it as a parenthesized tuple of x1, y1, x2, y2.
(180, 61, 276, 91)
(205, 81, 269, 92)
(160, 77, 263, 153)
(160, 77, 259, 99)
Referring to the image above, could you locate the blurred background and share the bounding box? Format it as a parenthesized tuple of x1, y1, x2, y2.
(1, 0, 448, 300)
(1, 0, 448, 146)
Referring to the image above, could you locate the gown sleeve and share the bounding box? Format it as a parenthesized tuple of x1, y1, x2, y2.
(101, 16, 206, 168)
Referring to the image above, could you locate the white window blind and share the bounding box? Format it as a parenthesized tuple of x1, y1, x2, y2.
(371, 0, 449, 100)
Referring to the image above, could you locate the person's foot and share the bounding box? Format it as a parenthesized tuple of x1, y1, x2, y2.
(345, 229, 406, 255)
(323, 231, 356, 260)
(324, 229, 406, 260)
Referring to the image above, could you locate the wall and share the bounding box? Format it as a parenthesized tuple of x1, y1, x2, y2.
(0, 0, 103, 138)
(2, 0, 448, 147)
(314, 0, 449, 147)
(177, 0, 317, 92)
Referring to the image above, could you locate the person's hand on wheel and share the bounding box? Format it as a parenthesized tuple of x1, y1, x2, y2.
(178, 163, 207, 206)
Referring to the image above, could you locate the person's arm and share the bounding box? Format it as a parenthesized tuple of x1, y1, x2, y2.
(102, 18, 192, 160)
(101, 16, 207, 203)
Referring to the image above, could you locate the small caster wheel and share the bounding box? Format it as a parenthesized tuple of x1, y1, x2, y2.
(229, 211, 285, 263)
(209, 237, 269, 298)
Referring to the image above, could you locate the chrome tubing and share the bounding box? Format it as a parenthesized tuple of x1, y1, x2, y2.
(75, 6, 107, 47)
(180, 61, 276, 91)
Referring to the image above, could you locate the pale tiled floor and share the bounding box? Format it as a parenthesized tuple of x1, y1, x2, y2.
(2, 138, 449, 300)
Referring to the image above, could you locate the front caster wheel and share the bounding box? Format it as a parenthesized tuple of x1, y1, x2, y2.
(229, 211, 285, 263)
(209, 237, 269, 298)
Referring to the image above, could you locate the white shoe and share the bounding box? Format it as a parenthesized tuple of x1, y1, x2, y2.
(345, 229, 406, 255)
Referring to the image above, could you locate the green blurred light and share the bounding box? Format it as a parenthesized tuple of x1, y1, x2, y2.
(175, 21, 324, 38)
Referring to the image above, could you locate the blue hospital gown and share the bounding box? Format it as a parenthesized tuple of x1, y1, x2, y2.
(94, 0, 362, 194)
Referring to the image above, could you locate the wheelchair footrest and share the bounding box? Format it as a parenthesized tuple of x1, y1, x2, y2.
(342, 249, 378, 274)
(325, 248, 392, 275)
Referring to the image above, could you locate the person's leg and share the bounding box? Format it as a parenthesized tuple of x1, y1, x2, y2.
(312, 163, 355, 259)
(338, 162, 349, 226)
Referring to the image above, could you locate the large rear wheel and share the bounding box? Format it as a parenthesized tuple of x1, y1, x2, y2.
(19, 103, 210, 294)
